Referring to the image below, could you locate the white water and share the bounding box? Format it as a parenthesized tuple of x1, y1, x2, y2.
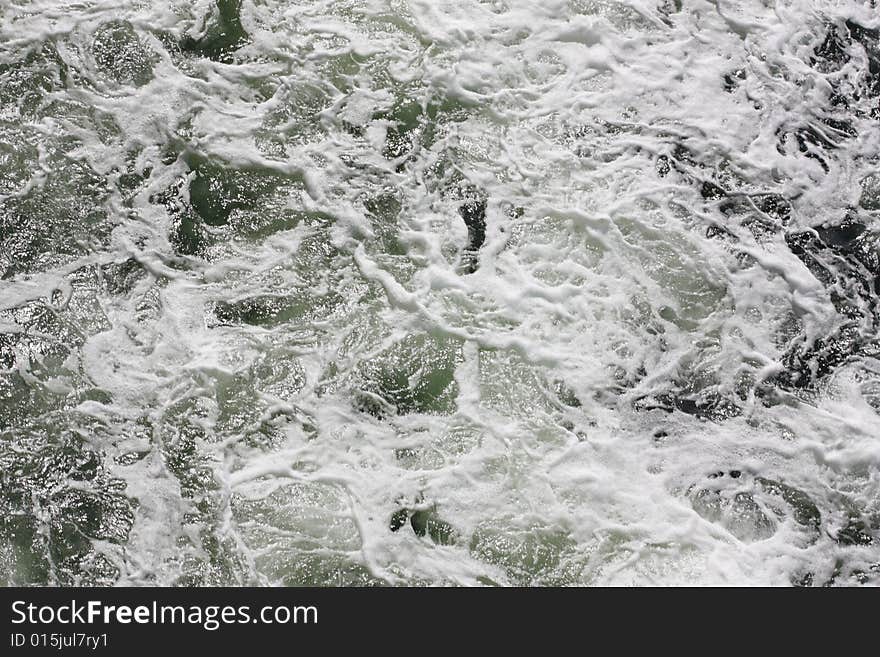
(0, 0, 878, 585)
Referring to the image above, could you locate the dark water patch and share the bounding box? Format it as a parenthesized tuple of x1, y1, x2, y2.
(363, 191, 406, 256)
(410, 508, 455, 545)
(792, 123, 839, 153)
(812, 19, 880, 79)
(811, 19, 880, 79)
(836, 516, 875, 546)
(552, 380, 582, 409)
(389, 507, 408, 532)
(634, 389, 741, 422)
(100, 258, 149, 296)
(353, 334, 462, 418)
(850, 563, 880, 585)
(812, 22, 851, 73)
(219, 362, 306, 448)
(700, 179, 727, 201)
(92, 20, 155, 86)
(117, 170, 151, 202)
(688, 468, 877, 585)
(377, 92, 470, 166)
(0, 298, 82, 350)
(458, 191, 487, 274)
(114, 153, 154, 205)
(155, 154, 305, 255)
(722, 68, 746, 93)
(181, 0, 249, 64)
(752, 193, 793, 224)
(755, 477, 822, 530)
(159, 357, 305, 462)
(389, 504, 456, 545)
(776, 123, 841, 173)
(161, 187, 208, 256)
(810, 18, 880, 119)
(210, 291, 343, 328)
(785, 216, 878, 295)
(655, 153, 671, 177)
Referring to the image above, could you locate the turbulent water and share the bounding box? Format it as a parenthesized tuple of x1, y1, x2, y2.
(1, 0, 879, 587)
